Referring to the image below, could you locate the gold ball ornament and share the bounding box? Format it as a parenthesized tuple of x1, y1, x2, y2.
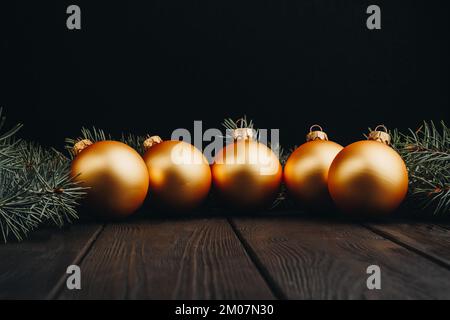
(70, 140, 149, 218)
(328, 126, 409, 216)
(212, 128, 282, 209)
(284, 125, 343, 210)
(143, 137, 211, 211)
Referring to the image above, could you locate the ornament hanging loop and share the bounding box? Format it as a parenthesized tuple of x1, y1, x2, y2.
(368, 125, 391, 145)
(306, 124, 328, 141)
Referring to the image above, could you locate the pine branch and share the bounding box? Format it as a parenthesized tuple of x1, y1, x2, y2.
(0, 171, 41, 242)
(0, 141, 87, 242)
(65, 127, 111, 158)
(66, 127, 149, 156)
(120, 133, 150, 155)
(222, 115, 255, 131)
(0, 107, 23, 141)
(271, 143, 299, 210)
(0, 111, 86, 242)
(0, 108, 24, 172)
(391, 121, 450, 215)
(17, 142, 86, 225)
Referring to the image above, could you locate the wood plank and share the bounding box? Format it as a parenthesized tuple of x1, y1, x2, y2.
(365, 222, 450, 268)
(231, 217, 450, 299)
(0, 223, 103, 299)
(438, 223, 450, 231)
(58, 218, 275, 300)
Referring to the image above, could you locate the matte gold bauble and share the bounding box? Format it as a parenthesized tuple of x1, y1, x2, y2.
(328, 126, 409, 216)
(212, 129, 282, 209)
(143, 138, 211, 211)
(284, 125, 343, 210)
(71, 140, 149, 218)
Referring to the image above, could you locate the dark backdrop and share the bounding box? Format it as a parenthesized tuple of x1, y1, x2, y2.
(1, 0, 449, 149)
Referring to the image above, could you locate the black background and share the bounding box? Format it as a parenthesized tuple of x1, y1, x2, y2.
(1, 0, 449, 150)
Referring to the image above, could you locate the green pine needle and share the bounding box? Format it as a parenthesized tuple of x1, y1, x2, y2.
(391, 121, 450, 215)
(1, 111, 86, 243)
(66, 127, 150, 156)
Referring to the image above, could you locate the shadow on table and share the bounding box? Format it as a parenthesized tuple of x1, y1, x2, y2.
(75, 200, 450, 226)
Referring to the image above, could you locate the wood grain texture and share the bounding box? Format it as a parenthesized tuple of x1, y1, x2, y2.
(58, 218, 275, 300)
(365, 222, 450, 267)
(232, 217, 450, 299)
(0, 224, 103, 299)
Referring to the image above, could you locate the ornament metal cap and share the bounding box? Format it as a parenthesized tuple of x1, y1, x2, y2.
(368, 125, 391, 145)
(232, 128, 256, 141)
(306, 125, 328, 141)
(73, 139, 93, 155)
(143, 135, 163, 151)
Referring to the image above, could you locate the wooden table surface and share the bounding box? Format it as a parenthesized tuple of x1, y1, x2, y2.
(1, 213, 450, 300)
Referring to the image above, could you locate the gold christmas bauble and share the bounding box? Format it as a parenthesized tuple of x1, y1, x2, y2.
(212, 131, 282, 209)
(328, 126, 409, 216)
(143, 139, 211, 211)
(284, 126, 343, 210)
(71, 140, 149, 218)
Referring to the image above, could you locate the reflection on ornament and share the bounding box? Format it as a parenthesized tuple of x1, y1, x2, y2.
(284, 125, 343, 210)
(328, 125, 408, 216)
(71, 140, 149, 218)
(143, 137, 211, 211)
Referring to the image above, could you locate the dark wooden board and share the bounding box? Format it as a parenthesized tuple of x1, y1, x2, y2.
(231, 217, 450, 299)
(438, 223, 450, 231)
(0, 223, 103, 299)
(58, 218, 275, 300)
(365, 222, 450, 268)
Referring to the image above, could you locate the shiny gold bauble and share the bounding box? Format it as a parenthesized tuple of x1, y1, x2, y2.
(143, 140, 211, 211)
(71, 140, 149, 218)
(284, 135, 343, 210)
(212, 139, 282, 209)
(328, 129, 408, 216)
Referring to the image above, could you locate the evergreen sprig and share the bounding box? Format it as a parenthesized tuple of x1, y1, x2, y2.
(0, 107, 23, 142)
(120, 133, 150, 155)
(222, 116, 255, 131)
(391, 121, 450, 215)
(0, 111, 86, 242)
(65, 127, 150, 156)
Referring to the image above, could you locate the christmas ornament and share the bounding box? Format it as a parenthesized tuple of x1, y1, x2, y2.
(70, 140, 149, 218)
(143, 137, 211, 211)
(211, 128, 282, 209)
(328, 125, 409, 216)
(284, 125, 343, 210)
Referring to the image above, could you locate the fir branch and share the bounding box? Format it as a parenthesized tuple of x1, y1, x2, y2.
(1, 110, 86, 242)
(0, 171, 41, 241)
(65, 127, 111, 158)
(0, 141, 87, 242)
(391, 121, 450, 215)
(66, 127, 149, 155)
(120, 133, 150, 155)
(271, 145, 296, 210)
(0, 107, 23, 141)
(17, 142, 86, 225)
(222, 116, 255, 131)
